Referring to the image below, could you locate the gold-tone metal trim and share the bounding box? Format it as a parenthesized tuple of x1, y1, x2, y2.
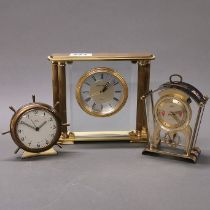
(48, 53, 155, 62)
(58, 131, 146, 142)
(134, 61, 150, 142)
(58, 62, 68, 134)
(142, 146, 200, 163)
(52, 62, 59, 112)
(154, 95, 192, 131)
(75, 67, 128, 117)
(21, 148, 57, 158)
(129, 129, 148, 142)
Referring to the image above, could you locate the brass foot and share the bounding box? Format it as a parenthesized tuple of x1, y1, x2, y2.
(21, 148, 57, 158)
(129, 130, 148, 143)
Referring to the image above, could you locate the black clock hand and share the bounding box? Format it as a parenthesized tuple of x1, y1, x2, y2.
(21, 122, 36, 131)
(30, 119, 37, 128)
(100, 82, 110, 93)
(38, 121, 47, 129)
(169, 112, 181, 123)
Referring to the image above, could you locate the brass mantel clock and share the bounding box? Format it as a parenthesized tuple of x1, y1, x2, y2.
(48, 53, 155, 143)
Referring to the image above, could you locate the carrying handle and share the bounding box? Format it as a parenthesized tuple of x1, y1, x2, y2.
(169, 74, 183, 83)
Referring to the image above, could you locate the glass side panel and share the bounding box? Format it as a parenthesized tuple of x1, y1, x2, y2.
(66, 61, 138, 132)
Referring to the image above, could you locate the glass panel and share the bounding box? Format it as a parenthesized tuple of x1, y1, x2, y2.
(66, 61, 137, 132)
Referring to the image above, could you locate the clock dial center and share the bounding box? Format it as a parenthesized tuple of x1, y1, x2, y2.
(90, 80, 114, 104)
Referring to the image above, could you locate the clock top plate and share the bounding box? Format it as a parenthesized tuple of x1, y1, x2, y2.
(48, 53, 155, 62)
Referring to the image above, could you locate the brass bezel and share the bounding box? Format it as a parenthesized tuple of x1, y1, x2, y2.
(75, 67, 128, 117)
(10, 103, 61, 153)
(154, 94, 192, 131)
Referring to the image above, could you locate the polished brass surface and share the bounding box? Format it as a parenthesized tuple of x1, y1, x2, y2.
(154, 92, 192, 131)
(142, 77, 208, 162)
(58, 62, 68, 135)
(59, 131, 135, 142)
(49, 53, 155, 143)
(52, 62, 59, 113)
(143, 146, 199, 163)
(75, 67, 128, 117)
(21, 148, 57, 158)
(133, 61, 150, 142)
(48, 53, 155, 62)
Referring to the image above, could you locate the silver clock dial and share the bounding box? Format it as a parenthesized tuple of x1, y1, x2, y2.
(76, 68, 128, 117)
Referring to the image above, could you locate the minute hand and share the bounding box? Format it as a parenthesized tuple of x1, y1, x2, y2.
(169, 112, 181, 123)
(100, 82, 110, 93)
(38, 121, 47, 129)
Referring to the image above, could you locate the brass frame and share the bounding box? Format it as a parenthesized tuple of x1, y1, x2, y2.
(75, 67, 128, 117)
(142, 88, 208, 163)
(154, 94, 192, 131)
(10, 103, 61, 153)
(48, 53, 155, 143)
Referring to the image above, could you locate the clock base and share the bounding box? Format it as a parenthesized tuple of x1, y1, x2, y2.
(58, 130, 148, 143)
(21, 148, 57, 159)
(142, 146, 201, 163)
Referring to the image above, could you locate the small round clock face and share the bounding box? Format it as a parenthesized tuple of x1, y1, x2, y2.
(11, 106, 61, 153)
(76, 67, 128, 117)
(155, 97, 191, 130)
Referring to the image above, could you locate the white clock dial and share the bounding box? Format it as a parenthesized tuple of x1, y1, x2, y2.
(13, 107, 60, 152)
(76, 67, 128, 117)
(9, 102, 61, 153)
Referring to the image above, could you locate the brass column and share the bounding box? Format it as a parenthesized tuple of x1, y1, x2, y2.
(58, 62, 68, 135)
(51, 61, 59, 113)
(130, 60, 150, 142)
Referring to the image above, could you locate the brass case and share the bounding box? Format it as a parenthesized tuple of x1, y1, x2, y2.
(48, 53, 155, 143)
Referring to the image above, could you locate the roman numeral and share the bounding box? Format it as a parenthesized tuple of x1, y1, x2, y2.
(92, 102, 96, 109)
(113, 81, 119, 86)
(82, 91, 89, 94)
(92, 76, 96, 81)
(85, 82, 90, 86)
(113, 97, 119, 101)
(115, 90, 121, 93)
(101, 73, 104, 79)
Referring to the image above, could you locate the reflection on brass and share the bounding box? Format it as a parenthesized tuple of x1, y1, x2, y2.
(52, 61, 59, 112)
(135, 61, 150, 142)
(142, 75, 208, 163)
(10, 102, 61, 154)
(48, 53, 155, 62)
(58, 62, 67, 134)
(75, 67, 128, 117)
(49, 53, 155, 143)
(21, 148, 57, 158)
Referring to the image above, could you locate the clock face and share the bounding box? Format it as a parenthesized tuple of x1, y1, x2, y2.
(76, 67, 128, 117)
(155, 96, 191, 130)
(12, 106, 61, 153)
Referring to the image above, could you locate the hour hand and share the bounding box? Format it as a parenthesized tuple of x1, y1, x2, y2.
(21, 122, 36, 131)
(100, 82, 110, 93)
(169, 112, 181, 123)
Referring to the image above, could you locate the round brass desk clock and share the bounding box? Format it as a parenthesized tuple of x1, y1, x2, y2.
(2, 96, 61, 156)
(142, 74, 208, 163)
(76, 67, 128, 117)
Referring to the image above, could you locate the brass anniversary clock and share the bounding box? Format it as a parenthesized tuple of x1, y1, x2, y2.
(48, 53, 155, 143)
(142, 75, 208, 162)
